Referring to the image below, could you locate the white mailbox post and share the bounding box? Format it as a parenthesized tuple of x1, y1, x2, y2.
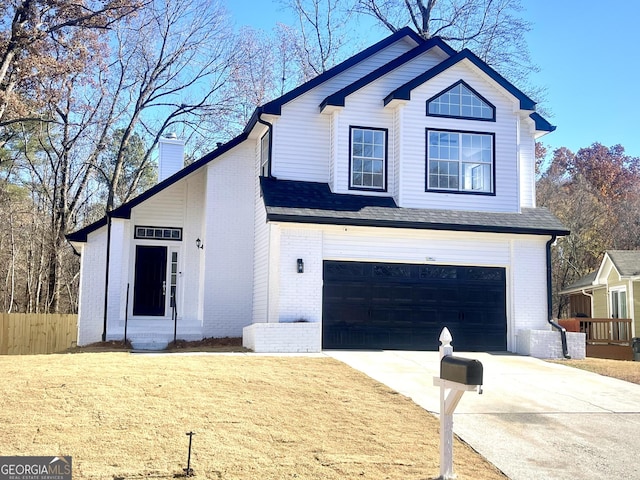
(432, 328, 483, 480)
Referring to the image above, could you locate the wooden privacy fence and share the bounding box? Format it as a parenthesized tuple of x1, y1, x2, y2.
(0, 313, 78, 355)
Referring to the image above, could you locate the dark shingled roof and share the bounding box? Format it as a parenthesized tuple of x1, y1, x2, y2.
(606, 250, 640, 277)
(260, 178, 569, 236)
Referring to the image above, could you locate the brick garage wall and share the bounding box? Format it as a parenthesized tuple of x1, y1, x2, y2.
(243, 322, 321, 352)
(517, 329, 586, 359)
(277, 228, 323, 323)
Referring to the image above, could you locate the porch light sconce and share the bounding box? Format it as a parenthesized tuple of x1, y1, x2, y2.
(297, 258, 304, 274)
(195, 238, 204, 250)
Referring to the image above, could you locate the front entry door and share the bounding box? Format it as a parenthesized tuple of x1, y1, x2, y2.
(133, 245, 168, 316)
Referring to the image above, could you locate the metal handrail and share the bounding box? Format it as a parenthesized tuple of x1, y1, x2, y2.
(172, 291, 178, 344)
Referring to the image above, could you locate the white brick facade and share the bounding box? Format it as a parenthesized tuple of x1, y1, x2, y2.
(243, 322, 321, 353)
(72, 28, 564, 358)
(517, 329, 586, 359)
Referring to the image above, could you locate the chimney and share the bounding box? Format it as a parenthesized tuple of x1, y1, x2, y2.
(158, 133, 185, 182)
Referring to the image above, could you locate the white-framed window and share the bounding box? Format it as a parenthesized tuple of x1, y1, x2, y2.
(170, 250, 179, 310)
(427, 129, 494, 193)
(134, 225, 182, 241)
(350, 126, 386, 190)
(610, 287, 628, 319)
(260, 130, 270, 177)
(427, 80, 495, 121)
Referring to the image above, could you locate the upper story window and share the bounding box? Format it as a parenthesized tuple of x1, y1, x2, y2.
(260, 130, 271, 177)
(350, 126, 387, 190)
(427, 129, 494, 194)
(427, 80, 495, 121)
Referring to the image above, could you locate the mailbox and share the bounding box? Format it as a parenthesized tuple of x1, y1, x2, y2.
(440, 355, 483, 386)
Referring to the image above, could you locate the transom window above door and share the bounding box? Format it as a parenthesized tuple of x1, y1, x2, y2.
(427, 80, 495, 121)
(350, 126, 387, 190)
(427, 129, 494, 194)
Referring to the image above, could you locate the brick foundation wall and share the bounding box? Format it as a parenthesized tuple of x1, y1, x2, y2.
(243, 322, 321, 353)
(517, 329, 585, 359)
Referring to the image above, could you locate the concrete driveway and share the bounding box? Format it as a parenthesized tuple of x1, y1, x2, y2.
(327, 350, 640, 480)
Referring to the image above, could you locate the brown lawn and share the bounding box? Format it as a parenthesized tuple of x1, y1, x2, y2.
(549, 357, 640, 385)
(0, 352, 506, 480)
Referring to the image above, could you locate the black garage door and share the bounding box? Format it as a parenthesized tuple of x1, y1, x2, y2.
(322, 261, 507, 351)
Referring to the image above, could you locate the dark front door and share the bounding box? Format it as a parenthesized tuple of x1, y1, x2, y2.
(322, 261, 507, 351)
(133, 246, 168, 316)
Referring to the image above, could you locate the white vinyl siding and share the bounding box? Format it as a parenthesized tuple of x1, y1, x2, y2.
(519, 116, 536, 208)
(133, 182, 185, 227)
(273, 41, 415, 182)
(330, 49, 443, 197)
(253, 170, 270, 323)
(395, 61, 520, 212)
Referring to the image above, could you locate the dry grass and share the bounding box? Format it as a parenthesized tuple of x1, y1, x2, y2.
(549, 357, 640, 384)
(0, 352, 506, 480)
(65, 337, 249, 354)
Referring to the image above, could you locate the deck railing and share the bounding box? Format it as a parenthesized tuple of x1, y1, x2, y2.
(559, 317, 633, 360)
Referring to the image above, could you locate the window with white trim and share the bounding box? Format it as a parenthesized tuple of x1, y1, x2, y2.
(350, 127, 386, 190)
(610, 287, 628, 319)
(170, 251, 178, 308)
(135, 226, 182, 241)
(427, 80, 495, 121)
(427, 130, 494, 193)
(260, 130, 270, 177)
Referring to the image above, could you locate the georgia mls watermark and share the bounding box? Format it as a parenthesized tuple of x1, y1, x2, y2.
(0, 456, 71, 480)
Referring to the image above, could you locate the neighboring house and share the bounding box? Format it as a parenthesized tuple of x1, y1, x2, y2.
(561, 250, 640, 337)
(67, 27, 572, 356)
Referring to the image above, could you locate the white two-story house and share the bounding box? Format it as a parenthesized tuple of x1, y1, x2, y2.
(68, 27, 572, 356)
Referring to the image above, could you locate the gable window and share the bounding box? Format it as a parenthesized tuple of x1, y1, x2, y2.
(350, 126, 386, 190)
(260, 130, 271, 177)
(427, 80, 495, 121)
(427, 129, 494, 194)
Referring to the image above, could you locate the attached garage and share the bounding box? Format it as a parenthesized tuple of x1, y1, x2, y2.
(322, 260, 507, 351)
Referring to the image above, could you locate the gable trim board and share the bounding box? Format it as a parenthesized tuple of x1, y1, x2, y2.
(249, 26, 425, 122)
(319, 36, 454, 112)
(67, 27, 567, 356)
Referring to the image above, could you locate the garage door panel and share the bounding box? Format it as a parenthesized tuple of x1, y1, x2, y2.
(323, 261, 506, 351)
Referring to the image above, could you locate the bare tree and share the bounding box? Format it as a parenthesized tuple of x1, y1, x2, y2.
(537, 143, 640, 317)
(221, 24, 303, 131)
(0, 0, 237, 312)
(354, 0, 536, 86)
(0, 0, 145, 127)
(101, 0, 235, 211)
(282, 0, 355, 79)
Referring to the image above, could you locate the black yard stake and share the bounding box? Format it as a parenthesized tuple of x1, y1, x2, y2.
(184, 431, 195, 477)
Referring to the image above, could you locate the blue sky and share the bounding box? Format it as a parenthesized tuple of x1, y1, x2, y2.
(227, 1, 640, 158)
